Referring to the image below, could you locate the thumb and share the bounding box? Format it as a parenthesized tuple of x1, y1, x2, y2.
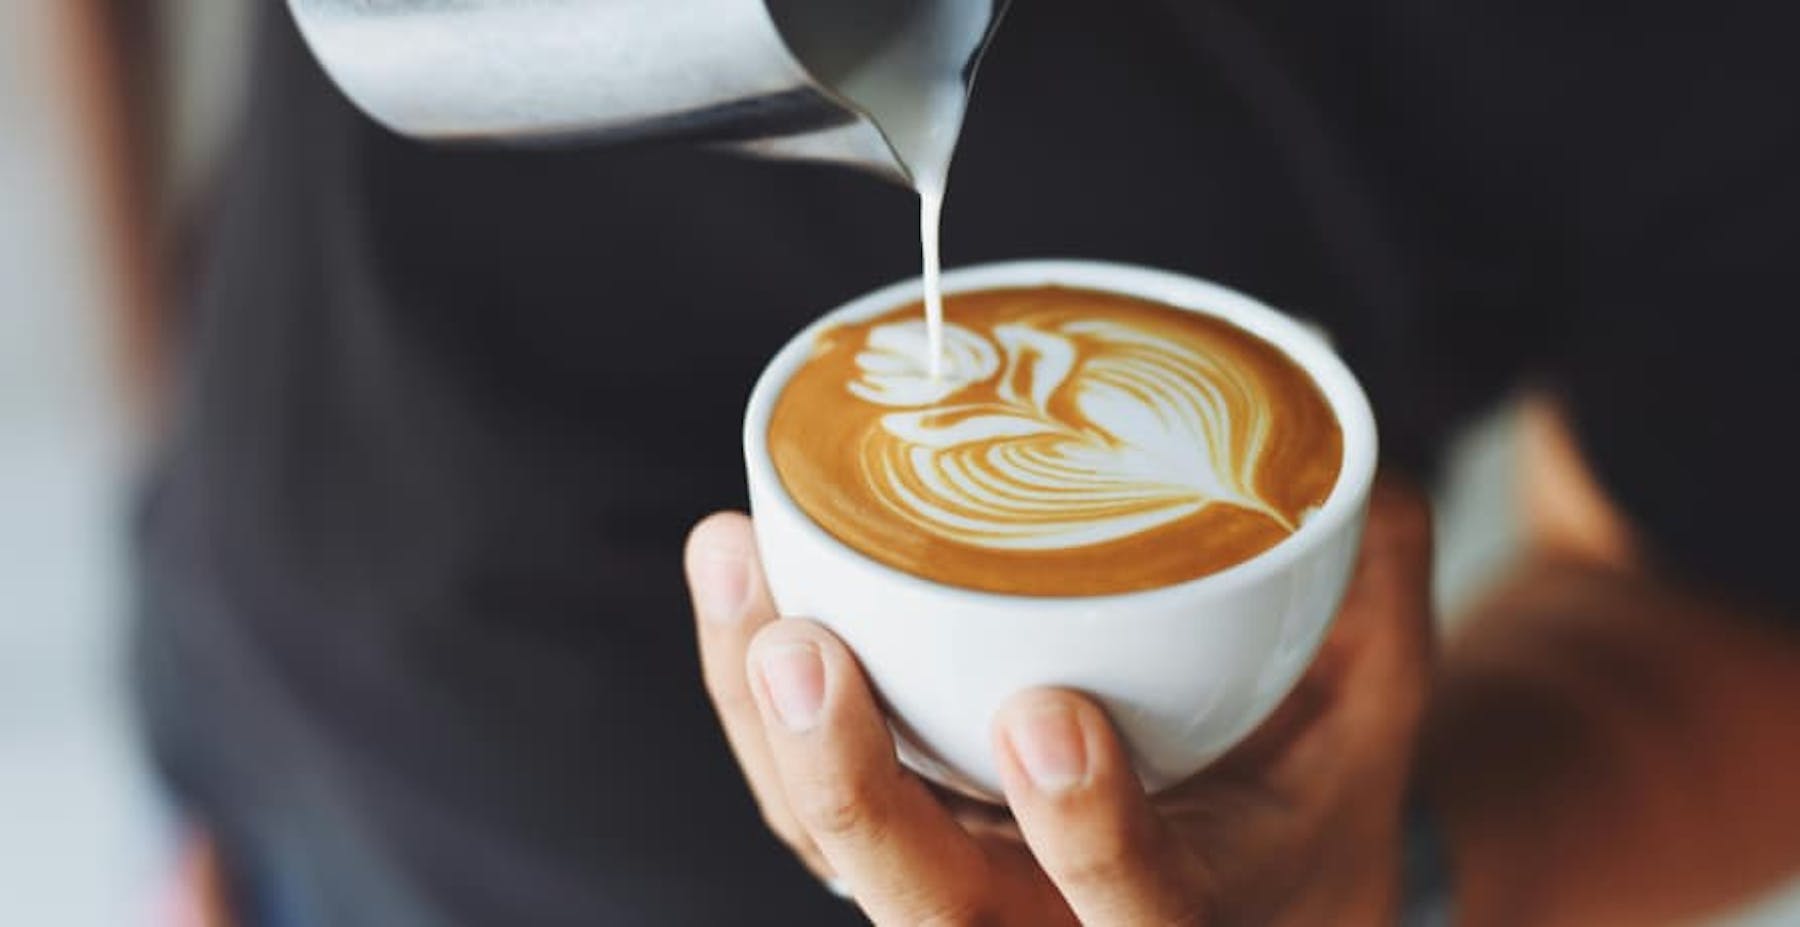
(1333, 477, 1436, 739)
(994, 690, 1207, 926)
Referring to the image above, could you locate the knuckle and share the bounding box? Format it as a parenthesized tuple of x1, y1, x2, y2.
(916, 900, 1002, 927)
(792, 775, 886, 841)
(1052, 817, 1154, 887)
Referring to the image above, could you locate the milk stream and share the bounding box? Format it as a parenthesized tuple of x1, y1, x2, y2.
(817, 1, 987, 381)
(918, 178, 948, 379)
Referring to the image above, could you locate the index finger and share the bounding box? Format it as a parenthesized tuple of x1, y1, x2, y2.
(748, 619, 1006, 925)
(686, 513, 829, 878)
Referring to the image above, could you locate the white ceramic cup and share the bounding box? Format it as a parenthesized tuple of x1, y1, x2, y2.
(744, 259, 1377, 798)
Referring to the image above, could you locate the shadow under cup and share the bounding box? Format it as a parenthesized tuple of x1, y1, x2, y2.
(744, 260, 1378, 799)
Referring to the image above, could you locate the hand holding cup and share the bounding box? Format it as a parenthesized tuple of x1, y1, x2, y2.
(686, 478, 1432, 925)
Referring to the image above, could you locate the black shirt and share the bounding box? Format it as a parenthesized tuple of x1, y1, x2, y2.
(137, 1, 1800, 923)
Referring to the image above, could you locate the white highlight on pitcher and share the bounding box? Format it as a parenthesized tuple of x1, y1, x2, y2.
(848, 317, 1290, 550)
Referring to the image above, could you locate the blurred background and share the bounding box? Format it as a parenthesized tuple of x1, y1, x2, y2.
(0, 1, 1794, 924)
(0, 1, 151, 922)
(0, 1, 246, 922)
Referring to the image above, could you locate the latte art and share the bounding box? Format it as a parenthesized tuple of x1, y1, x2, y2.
(856, 316, 1291, 550)
(770, 287, 1343, 596)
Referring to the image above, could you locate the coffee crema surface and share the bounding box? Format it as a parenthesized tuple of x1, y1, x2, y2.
(768, 287, 1343, 596)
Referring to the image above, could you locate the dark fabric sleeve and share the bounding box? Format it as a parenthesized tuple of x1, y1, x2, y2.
(1557, 16, 1800, 619)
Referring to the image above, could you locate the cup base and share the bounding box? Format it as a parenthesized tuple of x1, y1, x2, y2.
(893, 727, 1002, 803)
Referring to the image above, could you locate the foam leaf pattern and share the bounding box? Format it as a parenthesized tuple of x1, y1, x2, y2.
(850, 316, 1289, 551)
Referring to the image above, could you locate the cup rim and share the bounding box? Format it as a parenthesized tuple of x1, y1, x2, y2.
(744, 258, 1378, 610)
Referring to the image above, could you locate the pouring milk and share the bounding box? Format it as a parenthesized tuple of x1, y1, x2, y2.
(776, 0, 995, 379)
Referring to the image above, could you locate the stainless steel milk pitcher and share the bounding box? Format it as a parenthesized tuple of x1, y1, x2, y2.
(287, 0, 1008, 185)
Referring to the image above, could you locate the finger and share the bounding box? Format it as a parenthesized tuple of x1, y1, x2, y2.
(748, 619, 997, 925)
(1335, 477, 1436, 730)
(995, 689, 1206, 926)
(1228, 477, 1437, 776)
(1335, 478, 1433, 649)
(685, 513, 830, 878)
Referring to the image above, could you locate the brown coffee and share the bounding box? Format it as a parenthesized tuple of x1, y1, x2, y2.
(768, 286, 1343, 596)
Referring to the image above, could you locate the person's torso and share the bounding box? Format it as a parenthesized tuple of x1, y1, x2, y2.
(139, 0, 1800, 920)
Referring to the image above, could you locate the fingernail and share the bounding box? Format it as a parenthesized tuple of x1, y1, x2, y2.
(1006, 703, 1088, 793)
(693, 544, 752, 625)
(758, 642, 825, 732)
